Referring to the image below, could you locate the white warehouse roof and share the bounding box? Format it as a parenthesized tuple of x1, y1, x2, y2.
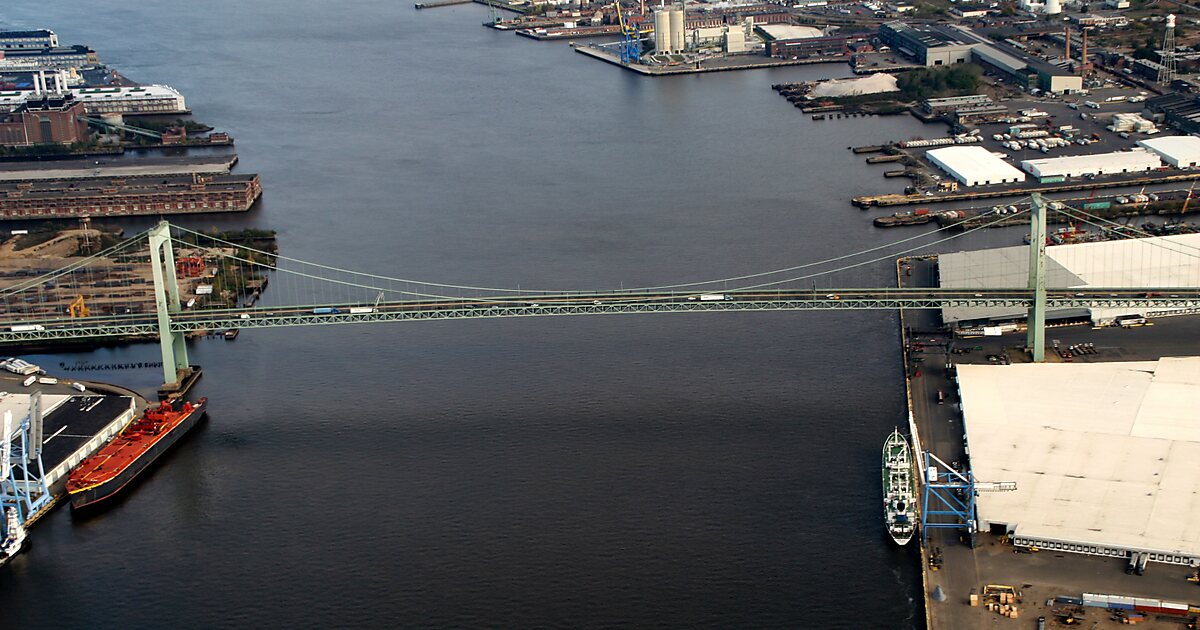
(1021, 149, 1161, 178)
(758, 24, 824, 40)
(959, 358, 1200, 563)
(938, 232, 1200, 324)
(1138, 135, 1200, 169)
(926, 146, 1026, 187)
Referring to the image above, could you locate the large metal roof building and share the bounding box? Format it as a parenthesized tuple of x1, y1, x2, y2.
(958, 358, 1200, 566)
(1020, 149, 1162, 178)
(938, 233, 1200, 325)
(926, 146, 1026, 187)
(1138, 135, 1200, 169)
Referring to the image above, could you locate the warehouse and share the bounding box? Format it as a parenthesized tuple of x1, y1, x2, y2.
(958, 358, 1200, 567)
(1020, 149, 1161, 178)
(1138, 135, 1200, 169)
(937, 233, 1200, 326)
(925, 146, 1026, 187)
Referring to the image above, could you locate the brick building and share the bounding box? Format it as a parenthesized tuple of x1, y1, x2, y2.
(0, 93, 89, 147)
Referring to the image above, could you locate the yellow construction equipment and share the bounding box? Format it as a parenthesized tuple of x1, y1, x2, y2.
(68, 295, 89, 318)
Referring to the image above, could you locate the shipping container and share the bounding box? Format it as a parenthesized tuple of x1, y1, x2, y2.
(71, 382, 86, 392)
(37, 377, 57, 385)
(1083, 201, 1112, 210)
(22, 375, 35, 387)
(1039, 176, 1065, 184)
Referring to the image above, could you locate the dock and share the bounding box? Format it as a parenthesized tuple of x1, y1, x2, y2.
(0, 172, 262, 221)
(414, 0, 471, 7)
(896, 256, 1200, 628)
(573, 44, 820, 76)
(0, 154, 239, 182)
(853, 171, 1200, 208)
(516, 25, 621, 40)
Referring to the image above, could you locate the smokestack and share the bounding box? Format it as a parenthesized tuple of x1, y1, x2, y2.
(1081, 28, 1088, 78)
(1064, 26, 1070, 68)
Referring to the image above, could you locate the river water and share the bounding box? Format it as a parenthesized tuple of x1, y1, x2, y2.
(0, 1, 1026, 627)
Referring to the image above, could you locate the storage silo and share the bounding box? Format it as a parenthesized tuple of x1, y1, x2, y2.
(1044, 0, 1061, 14)
(669, 6, 685, 53)
(654, 8, 672, 54)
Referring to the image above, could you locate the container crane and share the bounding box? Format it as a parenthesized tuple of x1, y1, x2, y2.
(614, 2, 642, 64)
(920, 450, 1016, 547)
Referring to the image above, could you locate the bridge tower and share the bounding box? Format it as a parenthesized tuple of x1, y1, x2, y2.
(0, 393, 51, 533)
(1026, 193, 1048, 362)
(148, 221, 191, 389)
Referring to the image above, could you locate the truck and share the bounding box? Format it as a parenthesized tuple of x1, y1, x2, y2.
(312, 307, 342, 314)
(22, 375, 36, 387)
(698, 294, 731, 301)
(349, 307, 376, 314)
(71, 382, 86, 392)
(38, 377, 57, 385)
(9, 325, 46, 333)
(1084, 101, 1100, 109)
(2, 358, 40, 375)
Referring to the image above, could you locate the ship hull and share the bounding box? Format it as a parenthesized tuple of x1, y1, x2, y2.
(69, 401, 206, 510)
(883, 429, 917, 546)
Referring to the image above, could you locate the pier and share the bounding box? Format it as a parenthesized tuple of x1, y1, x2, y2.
(853, 171, 1200, 208)
(573, 45, 817, 76)
(414, 0, 471, 8)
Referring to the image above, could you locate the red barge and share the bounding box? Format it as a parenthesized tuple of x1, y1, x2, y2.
(65, 397, 207, 509)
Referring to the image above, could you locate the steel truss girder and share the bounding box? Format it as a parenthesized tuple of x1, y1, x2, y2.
(3, 296, 1200, 343)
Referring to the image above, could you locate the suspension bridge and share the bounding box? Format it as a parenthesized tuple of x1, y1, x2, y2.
(2, 194, 1200, 391)
(0, 192, 1199, 548)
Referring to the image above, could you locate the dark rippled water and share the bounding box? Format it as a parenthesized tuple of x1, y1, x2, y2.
(0, 1, 1031, 626)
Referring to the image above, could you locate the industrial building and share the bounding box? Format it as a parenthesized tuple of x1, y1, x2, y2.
(1020, 149, 1161, 179)
(879, 22, 976, 66)
(937, 233, 1200, 326)
(0, 92, 89, 147)
(766, 32, 869, 60)
(0, 84, 188, 116)
(0, 173, 263, 220)
(0, 30, 58, 50)
(958, 358, 1200, 567)
(0, 45, 98, 71)
(1146, 93, 1200, 135)
(1138, 136, 1200, 168)
(925, 146, 1026, 187)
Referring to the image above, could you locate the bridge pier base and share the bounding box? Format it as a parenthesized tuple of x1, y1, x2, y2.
(148, 221, 192, 391)
(1026, 193, 1048, 362)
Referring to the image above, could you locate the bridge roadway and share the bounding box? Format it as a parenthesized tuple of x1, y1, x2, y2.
(2, 287, 1200, 343)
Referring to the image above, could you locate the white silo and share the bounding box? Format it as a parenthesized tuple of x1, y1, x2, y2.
(654, 8, 672, 54)
(669, 5, 685, 53)
(1044, 0, 1061, 15)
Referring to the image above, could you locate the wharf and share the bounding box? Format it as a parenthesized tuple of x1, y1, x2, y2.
(414, 0, 471, 7)
(0, 172, 262, 221)
(854, 171, 1200, 208)
(896, 257, 1200, 629)
(0, 154, 239, 182)
(574, 45, 816, 75)
(516, 25, 621, 40)
(0, 373, 141, 500)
